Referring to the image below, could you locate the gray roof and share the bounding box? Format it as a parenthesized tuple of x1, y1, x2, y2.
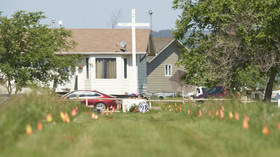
(152, 37, 174, 54)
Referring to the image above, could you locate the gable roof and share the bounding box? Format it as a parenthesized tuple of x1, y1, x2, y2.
(147, 37, 188, 63)
(63, 29, 150, 54)
(152, 37, 174, 54)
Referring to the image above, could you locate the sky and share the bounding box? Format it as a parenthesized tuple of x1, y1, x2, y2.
(0, 0, 182, 31)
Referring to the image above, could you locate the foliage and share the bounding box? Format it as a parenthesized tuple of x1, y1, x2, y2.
(173, 0, 280, 97)
(0, 11, 80, 94)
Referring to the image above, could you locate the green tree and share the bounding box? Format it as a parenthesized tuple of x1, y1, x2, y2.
(173, 0, 280, 101)
(0, 11, 79, 95)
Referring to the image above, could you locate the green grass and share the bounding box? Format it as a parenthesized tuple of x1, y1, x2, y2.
(1, 92, 280, 157)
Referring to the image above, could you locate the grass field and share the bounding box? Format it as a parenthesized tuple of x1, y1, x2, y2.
(1, 92, 280, 157)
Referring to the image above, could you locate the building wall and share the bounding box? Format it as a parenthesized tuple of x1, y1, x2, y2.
(146, 41, 185, 93)
(137, 54, 147, 94)
(57, 54, 145, 95)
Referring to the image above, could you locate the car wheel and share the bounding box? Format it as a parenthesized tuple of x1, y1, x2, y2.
(96, 103, 106, 111)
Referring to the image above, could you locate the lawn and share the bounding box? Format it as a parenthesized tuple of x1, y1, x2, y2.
(0, 92, 280, 157)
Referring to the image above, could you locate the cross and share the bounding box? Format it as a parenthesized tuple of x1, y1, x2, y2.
(117, 8, 150, 67)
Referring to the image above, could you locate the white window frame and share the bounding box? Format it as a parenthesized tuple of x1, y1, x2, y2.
(164, 64, 172, 77)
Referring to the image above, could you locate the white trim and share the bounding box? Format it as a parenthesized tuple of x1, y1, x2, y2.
(118, 23, 150, 27)
(56, 51, 146, 55)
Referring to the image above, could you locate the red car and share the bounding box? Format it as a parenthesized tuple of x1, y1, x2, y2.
(61, 90, 116, 110)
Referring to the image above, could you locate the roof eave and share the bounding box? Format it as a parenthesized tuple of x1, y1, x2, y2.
(56, 51, 147, 55)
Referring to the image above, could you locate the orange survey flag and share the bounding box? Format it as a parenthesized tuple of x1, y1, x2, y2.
(242, 115, 249, 130)
(229, 112, 233, 120)
(46, 114, 52, 122)
(198, 109, 202, 118)
(187, 108, 191, 115)
(220, 110, 224, 119)
(215, 110, 219, 117)
(235, 112, 239, 120)
(37, 121, 43, 131)
(262, 126, 270, 135)
(26, 124, 32, 135)
(208, 111, 212, 117)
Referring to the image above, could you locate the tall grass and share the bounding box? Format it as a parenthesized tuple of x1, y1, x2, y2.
(1, 96, 280, 157)
(160, 99, 280, 136)
(0, 89, 80, 150)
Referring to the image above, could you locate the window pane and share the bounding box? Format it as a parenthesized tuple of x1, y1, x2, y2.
(96, 58, 116, 79)
(107, 59, 116, 78)
(96, 59, 104, 78)
(86, 58, 89, 79)
(165, 64, 172, 76)
(124, 58, 127, 79)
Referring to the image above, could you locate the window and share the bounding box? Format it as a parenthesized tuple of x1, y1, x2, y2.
(124, 58, 127, 79)
(86, 58, 89, 79)
(96, 58, 116, 79)
(164, 64, 172, 77)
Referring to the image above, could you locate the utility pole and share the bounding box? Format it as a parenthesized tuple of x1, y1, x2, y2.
(148, 10, 153, 31)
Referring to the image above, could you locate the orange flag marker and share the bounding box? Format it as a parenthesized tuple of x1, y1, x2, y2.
(277, 123, 280, 131)
(26, 124, 32, 135)
(229, 112, 233, 120)
(215, 110, 219, 117)
(262, 125, 270, 135)
(60, 112, 65, 120)
(220, 110, 224, 119)
(244, 115, 249, 121)
(220, 106, 224, 112)
(235, 112, 239, 120)
(242, 115, 249, 130)
(74, 106, 78, 111)
(65, 112, 70, 123)
(72, 109, 77, 116)
(92, 113, 98, 119)
(198, 109, 202, 118)
(208, 111, 212, 117)
(46, 114, 52, 122)
(37, 121, 43, 131)
(187, 108, 191, 115)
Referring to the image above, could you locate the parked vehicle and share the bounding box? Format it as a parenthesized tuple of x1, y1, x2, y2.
(61, 90, 116, 110)
(195, 86, 226, 98)
(154, 92, 175, 99)
(186, 86, 208, 98)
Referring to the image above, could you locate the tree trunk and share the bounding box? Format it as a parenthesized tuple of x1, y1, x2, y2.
(264, 67, 277, 102)
(7, 80, 12, 96)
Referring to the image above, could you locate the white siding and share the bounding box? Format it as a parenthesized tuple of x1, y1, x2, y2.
(57, 54, 146, 95)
